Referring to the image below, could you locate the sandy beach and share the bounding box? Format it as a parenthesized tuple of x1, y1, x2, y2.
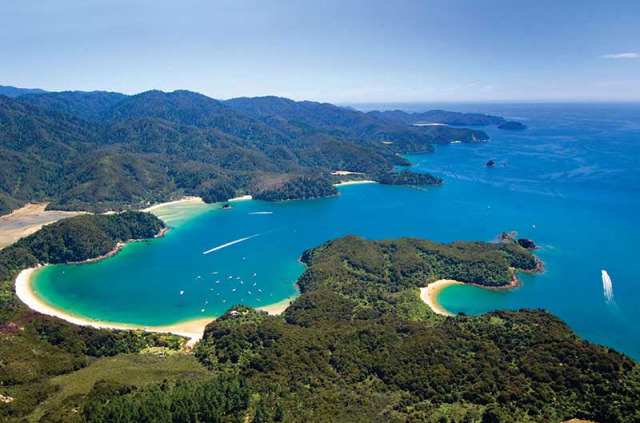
(420, 279, 464, 316)
(142, 196, 205, 213)
(0, 204, 83, 250)
(16, 267, 214, 347)
(15, 267, 296, 348)
(256, 295, 297, 315)
(228, 194, 253, 202)
(330, 170, 364, 176)
(333, 180, 376, 187)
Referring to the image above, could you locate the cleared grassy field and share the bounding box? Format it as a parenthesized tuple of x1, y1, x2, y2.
(25, 353, 212, 422)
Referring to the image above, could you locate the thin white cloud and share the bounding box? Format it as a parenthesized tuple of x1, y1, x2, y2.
(600, 52, 639, 59)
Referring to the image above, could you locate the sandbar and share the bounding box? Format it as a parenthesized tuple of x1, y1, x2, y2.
(0, 204, 83, 249)
(420, 279, 464, 316)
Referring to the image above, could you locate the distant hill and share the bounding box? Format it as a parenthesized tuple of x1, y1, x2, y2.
(368, 108, 508, 126)
(0, 85, 48, 97)
(1, 88, 498, 215)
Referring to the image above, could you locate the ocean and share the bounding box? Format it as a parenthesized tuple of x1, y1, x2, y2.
(32, 103, 640, 359)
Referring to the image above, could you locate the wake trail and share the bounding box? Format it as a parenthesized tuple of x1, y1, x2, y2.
(202, 234, 262, 255)
(602, 270, 614, 304)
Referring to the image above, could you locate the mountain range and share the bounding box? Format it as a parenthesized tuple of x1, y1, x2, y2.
(0, 87, 513, 215)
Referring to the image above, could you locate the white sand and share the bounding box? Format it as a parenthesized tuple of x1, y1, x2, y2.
(228, 195, 253, 202)
(142, 196, 204, 213)
(16, 267, 212, 348)
(16, 267, 295, 348)
(419, 279, 463, 316)
(330, 170, 365, 176)
(333, 180, 377, 187)
(256, 295, 297, 315)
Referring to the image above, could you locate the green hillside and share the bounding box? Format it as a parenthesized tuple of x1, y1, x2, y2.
(0, 90, 491, 215)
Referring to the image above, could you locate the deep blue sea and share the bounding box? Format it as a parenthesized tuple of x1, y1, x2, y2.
(33, 103, 640, 360)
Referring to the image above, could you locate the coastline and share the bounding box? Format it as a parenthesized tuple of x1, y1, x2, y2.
(256, 294, 297, 315)
(142, 196, 204, 212)
(16, 267, 296, 348)
(334, 180, 376, 187)
(420, 280, 464, 316)
(15, 267, 213, 347)
(228, 194, 253, 202)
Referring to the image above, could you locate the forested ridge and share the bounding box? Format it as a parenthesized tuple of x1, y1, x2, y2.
(0, 89, 498, 215)
(0, 217, 637, 422)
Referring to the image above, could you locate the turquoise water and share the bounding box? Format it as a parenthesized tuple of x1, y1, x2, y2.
(33, 104, 640, 359)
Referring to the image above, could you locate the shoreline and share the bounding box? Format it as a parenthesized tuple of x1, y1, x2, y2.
(334, 180, 377, 187)
(15, 266, 296, 348)
(420, 280, 464, 316)
(256, 294, 298, 315)
(420, 269, 531, 316)
(15, 266, 214, 347)
(142, 196, 204, 212)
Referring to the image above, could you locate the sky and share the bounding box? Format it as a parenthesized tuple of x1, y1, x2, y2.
(1, 0, 639, 103)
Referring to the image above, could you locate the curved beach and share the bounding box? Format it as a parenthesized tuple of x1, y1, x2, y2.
(15, 267, 293, 348)
(420, 279, 464, 316)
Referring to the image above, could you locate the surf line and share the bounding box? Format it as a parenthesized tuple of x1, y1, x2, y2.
(202, 234, 262, 255)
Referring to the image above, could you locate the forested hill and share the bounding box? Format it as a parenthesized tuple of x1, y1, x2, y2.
(189, 235, 639, 422)
(0, 85, 48, 98)
(1, 221, 638, 422)
(1, 88, 492, 215)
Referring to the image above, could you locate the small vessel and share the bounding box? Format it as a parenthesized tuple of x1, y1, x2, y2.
(253, 273, 257, 277)
(212, 271, 218, 275)
(258, 288, 262, 292)
(252, 283, 256, 287)
(215, 281, 220, 284)
(201, 309, 205, 312)
(179, 291, 184, 296)
(228, 276, 233, 279)
(232, 288, 236, 292)
(240, 280, 244, 284)
(248, 291, 252, 295)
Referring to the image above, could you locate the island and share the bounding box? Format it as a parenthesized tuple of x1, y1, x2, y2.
(498, 121, 527, 130)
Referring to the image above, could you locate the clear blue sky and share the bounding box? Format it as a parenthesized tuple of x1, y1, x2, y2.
(1, 0, 639, 102)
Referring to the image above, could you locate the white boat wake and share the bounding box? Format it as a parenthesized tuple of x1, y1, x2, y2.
(249, 211, 273, 215)
(202, 234, 261, 255)
(601, 270, 614, 304)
